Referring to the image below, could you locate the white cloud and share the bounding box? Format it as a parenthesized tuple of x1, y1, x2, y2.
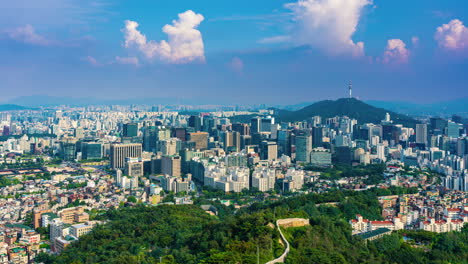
(6, 24, 50, 46)
(258, 35, 291, 44)
(411, 36, 419, 46)
(285, 0, 372, 57)
(435, 19, 468, 51)
(84, 56, 99, 66)
(382, 39, 410, 64)
(228, 57, 244, 73)
(115, 56, 139, 66)
(122, 10, 205, 64)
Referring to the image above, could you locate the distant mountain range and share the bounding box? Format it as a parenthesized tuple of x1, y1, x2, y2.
(4, 95, 468, 117)
(274, 98, 418, 127)
(366, 99, 468, 117)
(0, 104, 32, 111)
(4, 95, 233, 107)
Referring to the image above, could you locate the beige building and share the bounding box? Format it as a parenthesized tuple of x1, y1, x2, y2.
(58, 207, 89, 224)
(161, 156, 181, 177)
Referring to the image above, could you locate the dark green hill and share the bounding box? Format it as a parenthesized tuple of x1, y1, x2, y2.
(0, 104, 31, 111)
(275, 98, 417, 127)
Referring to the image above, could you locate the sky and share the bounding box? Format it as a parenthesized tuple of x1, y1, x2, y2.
(0, 0, 467, 105)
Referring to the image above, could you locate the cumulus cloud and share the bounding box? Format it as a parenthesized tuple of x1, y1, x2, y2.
(382, 39, 410, 64)
(6, 24, 50, 46)
(115, 56, 139, 66)
(122, 10, 205, 64)
(435, 19, 468, 51)
(285, 0, 372, 57)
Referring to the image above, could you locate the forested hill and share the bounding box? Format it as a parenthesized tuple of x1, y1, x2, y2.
(274, 98, 418, 127)
(37, 189, 468, 264)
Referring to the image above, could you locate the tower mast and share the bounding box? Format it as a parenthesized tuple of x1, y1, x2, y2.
(348, 81, 352, 99)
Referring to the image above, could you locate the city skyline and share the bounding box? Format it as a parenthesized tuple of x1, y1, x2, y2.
(1, 0, 468, 104)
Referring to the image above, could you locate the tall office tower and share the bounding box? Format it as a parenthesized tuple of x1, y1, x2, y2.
(452, 115, 463, 124)
(446, 121, 461, 138)
(260, 116, 274, 132)
(250, 117, 260, 134)
(74, 127, 84, 139)
(376, 143, 386, 161)
(161, 156, 181, 177)
(188, 132, 208, 150)
(60, 141, 77, 161)
(277, 129, 292, 156)
(110, 143, 142, 170)
(260, 141, 278, 161)
(143, 126, 157, 152)
(232, 123, 250, 136)
(295, 130, 312, 163)
(456, 138, 467, 157)
(221, 131, 241, 152)
(159, 138, 181, 156)
(312, 126, 324, 148)
(172, 127, 187, 141)
(123, 123, 138, 137)
(416, 124, 428, 146)
(430, 117, 447, 134)
(188, 115, 202, 132)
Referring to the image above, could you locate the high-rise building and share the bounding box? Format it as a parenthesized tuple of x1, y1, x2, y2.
(159, 138, 181, 156)
(250, 117, 260, 134)
(222, 131, 241, 152)
(110, 143, 142, 170)
(295, 130, 312, 163)
(260, 116, 274, 133)
(416, 124, 428, 146)
(172, 127, 187, 141)
(123, 123, 138, 138)
(232, 123, 250, 136)
(188, 116, 202, 132)
(430, 117, 447, 134)
(260, 141, 278, 161)
(312, 126, 324, 148)
(446, 121, 460, 138)
(161, 156, 181, 177)
(188, 132, 208, 150)
(61, 141, 77, 161)
(81, 142, 102, 160)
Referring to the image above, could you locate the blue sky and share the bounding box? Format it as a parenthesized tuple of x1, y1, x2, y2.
(0, 0, 467, 104)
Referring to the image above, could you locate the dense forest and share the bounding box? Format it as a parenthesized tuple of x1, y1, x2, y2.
(37, 187, 467, 264)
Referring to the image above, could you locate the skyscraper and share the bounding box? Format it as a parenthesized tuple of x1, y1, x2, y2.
(250, 117, 260, 134)
(295, 130, 312, 163)
(123, 123, 138, 138)
(188, 115, 202, 132)
(416, 124, 428, 146)
(161, 155, 181, 177)
(110, 143, 142, 170)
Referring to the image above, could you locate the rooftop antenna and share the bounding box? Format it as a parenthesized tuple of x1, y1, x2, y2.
(348, 81, 352, 99)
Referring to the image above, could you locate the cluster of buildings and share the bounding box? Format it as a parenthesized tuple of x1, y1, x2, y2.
(350, 190, 468, 234)
(0, 102, 466, 262)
